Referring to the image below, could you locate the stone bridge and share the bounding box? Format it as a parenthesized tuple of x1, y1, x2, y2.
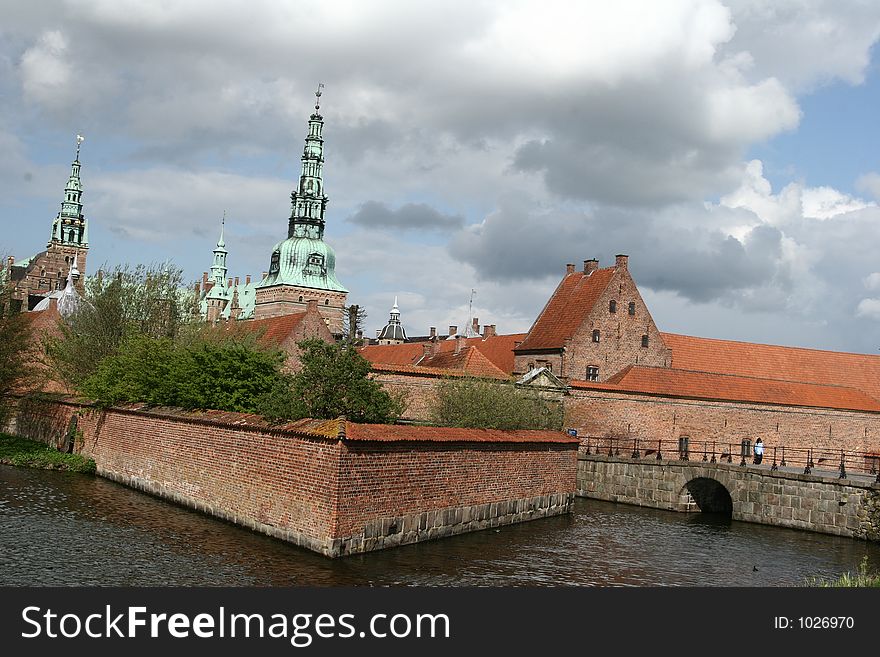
(578, 453, 880, 541)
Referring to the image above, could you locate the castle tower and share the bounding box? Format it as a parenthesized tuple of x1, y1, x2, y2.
(254, 84, 348, 334)
(377, 297, 407, 345)
(6, 135, 89, 310)
(204, 214, 232, 322)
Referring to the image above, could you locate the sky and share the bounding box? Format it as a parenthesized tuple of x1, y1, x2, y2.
(3, 0, 880, 352)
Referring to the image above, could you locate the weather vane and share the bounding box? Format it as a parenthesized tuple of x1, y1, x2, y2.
(315, 82, 324, 111)
(75, 134, 84, 160)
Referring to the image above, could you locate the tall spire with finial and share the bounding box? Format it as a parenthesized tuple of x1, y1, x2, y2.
(287, 83, 329, 240)
(210, 212, 228, 288)
(377, 295, 407, 344)
(50, 134, 88, 248)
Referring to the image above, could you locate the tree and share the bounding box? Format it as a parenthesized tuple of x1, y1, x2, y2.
(80, 333, 289, 413)
(342, 304, 367, 346)
(47, 263, 196, 388)
(0, 293, 37, 422)
(265, 338, 405, 423)
(428, 377, 564, 430)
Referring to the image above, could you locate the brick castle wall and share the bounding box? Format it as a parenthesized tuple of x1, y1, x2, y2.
(565, 388, 880, 466)
(333, 441, 576, 554)
(7, 397, 577, 557)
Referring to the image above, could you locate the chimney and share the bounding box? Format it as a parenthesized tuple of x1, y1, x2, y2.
(472, 317, 479, 335)
(584, 259, 599, 274)
(566, 263, 575, 274)
(227, 277, 233, 288)
(245, 274, 251, 285)
(454, 334, 465, 355)
(429, 326, 437, 339)
(482, 324, 496, 338)
(234, 276, 239, 287)
(194, 281, 201, 295)
(448, 325, 457, 338)
(615, 254, 629, 270)
(306, 299, 318, 312)
(202, 271, 209, 287)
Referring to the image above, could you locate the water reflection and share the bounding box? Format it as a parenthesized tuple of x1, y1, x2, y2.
(2, 465, 877, 586)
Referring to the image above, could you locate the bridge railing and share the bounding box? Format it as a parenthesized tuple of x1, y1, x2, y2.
(579, 436, 880, 482)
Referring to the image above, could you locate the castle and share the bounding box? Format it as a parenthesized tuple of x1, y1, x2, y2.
(9, 90, 880, 464)
(5, 135, 88, 313)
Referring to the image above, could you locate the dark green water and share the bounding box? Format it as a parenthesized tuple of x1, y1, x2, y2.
(2, 465, 877, 586)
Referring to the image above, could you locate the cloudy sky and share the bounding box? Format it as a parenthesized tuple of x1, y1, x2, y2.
(3, 0, 880, 352)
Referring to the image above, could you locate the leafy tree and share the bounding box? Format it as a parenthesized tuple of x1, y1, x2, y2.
(47, 263, 196, 388)
(266, 338, 405, 423)
(80, 333, 288, 413)
(429, 377, 564, 430)
(0, 292, 37, 422)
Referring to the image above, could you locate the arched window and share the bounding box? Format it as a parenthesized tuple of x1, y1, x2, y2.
(298, 295, 303, 302)
(592, 329, 600, 343)
(609, 300, 617, 313)
(324, 299, 329, 305)
(641, 334, 649, 348)
(628, 302, 636, 316)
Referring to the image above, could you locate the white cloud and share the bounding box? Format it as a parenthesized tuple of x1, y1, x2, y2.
(856, 298, 880, 320)
(19, 30, 73, 106)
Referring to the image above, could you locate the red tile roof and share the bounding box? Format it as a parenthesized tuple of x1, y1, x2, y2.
(515, 267, 616, 351)
(369, 362, 499, 379)
(227, 312, 307, 345)
(344, 423, 577, 444)
(64, 400, 575, 444)
(663, 333, 880, 402)
(419, 346, 510, 379)
(359, 332, 526, 375)
(570, 365, 880, 413)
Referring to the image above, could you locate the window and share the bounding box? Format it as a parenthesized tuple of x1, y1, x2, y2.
(528, 362, 535, 370)
(324, 299, 329, 305)
(609, 300, 617, 313)
(592, 329, 600, 343)
(298, 295, 303, 302)
(586, 366, 599, 381)
(641, 334, 649, 348)
(628, 302, 636, 316)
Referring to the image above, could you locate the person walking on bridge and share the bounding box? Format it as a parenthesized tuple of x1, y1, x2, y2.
(754, 438, 764, 465)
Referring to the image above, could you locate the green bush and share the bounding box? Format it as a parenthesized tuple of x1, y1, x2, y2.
(81, 333, 288, 413)
(258, 338, 405, 424)
(429, 377, 563, 430)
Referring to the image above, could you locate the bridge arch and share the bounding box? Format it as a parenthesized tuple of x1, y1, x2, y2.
(681, 477, 733, 516)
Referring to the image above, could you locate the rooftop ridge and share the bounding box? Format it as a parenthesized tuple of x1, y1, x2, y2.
(662, 331, 880, 360)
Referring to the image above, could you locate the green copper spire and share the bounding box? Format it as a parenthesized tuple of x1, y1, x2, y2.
(288, 83, 329, 240)
(50, 134, 88, 248)
(209, 212, 228, 289)
(257, 85, 347, 293)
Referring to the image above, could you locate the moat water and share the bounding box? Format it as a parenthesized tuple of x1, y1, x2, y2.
(2, 464, 879, 586)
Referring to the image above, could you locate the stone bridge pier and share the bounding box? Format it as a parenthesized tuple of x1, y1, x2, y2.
(578, 453, 880, 541)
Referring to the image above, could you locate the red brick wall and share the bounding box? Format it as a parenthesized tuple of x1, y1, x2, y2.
(335, 441, 576, 538)
(370, 371, 440, 421)
(12, 398, 342, 553)
(565, 387, 880, 467)
(8, 397, 578, 556)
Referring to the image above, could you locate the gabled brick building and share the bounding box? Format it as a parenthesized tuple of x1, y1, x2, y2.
(513, 255, 670, 380)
